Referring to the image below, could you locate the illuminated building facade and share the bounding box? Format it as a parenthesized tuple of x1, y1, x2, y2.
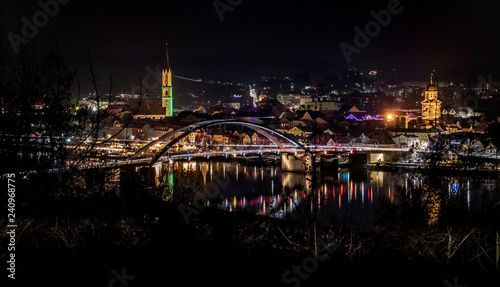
(421, 73, 442, 123)
(162, 43, 173, 117)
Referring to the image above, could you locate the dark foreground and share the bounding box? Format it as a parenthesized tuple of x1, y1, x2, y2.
(3, 196, 500, 287)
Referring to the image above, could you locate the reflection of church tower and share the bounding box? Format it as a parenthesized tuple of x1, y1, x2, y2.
(162, 43, 173, 117)
(421, 72, 442, 123)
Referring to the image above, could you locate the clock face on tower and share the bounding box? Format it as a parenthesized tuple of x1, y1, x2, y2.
(428, 92, 436, 101)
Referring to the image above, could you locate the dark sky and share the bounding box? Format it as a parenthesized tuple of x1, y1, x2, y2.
(2, 0, 500, 93)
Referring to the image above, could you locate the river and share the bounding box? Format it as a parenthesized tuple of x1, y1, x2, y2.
(131, 160, 498, 229)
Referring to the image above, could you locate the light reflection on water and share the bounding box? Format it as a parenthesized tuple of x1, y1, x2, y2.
(145, 160, 496, 228)
(158, 161, 403, 227)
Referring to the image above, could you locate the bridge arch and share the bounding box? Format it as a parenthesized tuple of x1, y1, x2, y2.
(131, 119, 306, 165)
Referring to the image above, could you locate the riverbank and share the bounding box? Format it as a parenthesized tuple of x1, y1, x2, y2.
(5, 195, 500, 286)
(3, 160, 500, 286)
(177, 154, 499, 176)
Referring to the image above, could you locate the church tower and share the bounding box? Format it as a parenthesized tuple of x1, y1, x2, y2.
(162, 43, 173, 117)
(421, 72, 442, 123)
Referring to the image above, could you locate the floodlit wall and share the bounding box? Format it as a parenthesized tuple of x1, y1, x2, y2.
(281, 153, 313, 172)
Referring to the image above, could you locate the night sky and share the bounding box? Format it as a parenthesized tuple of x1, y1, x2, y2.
(2, 0, 500, 93)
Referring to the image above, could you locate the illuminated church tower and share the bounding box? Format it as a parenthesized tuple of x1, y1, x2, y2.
(421, 72, 442, 123)
(162, 43, 173, 117)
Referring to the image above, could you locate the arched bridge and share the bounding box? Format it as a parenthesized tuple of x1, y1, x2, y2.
(131, 119, 307, 165)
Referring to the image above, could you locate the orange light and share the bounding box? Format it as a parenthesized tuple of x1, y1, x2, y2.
(387, 114, 393, 120)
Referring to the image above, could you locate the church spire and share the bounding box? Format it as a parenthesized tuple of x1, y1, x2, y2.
(162, 43, 172, 88)
(164, 42, 170, 72)
(161, 43, 173, 117)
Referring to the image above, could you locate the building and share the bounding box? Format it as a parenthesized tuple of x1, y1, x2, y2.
(277, 94, 301, 108)
(162, 43, 173, 117)
(286, 126, 314, 138)
(484, 142, 498, 155)
(133, 98, 168, 120)
(421, 73, 442, 123)
(391, 113, 422, 129)
(304, 101, 343, 111)
(392, 134, 421, 148)
(222, 101, 241, 110)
